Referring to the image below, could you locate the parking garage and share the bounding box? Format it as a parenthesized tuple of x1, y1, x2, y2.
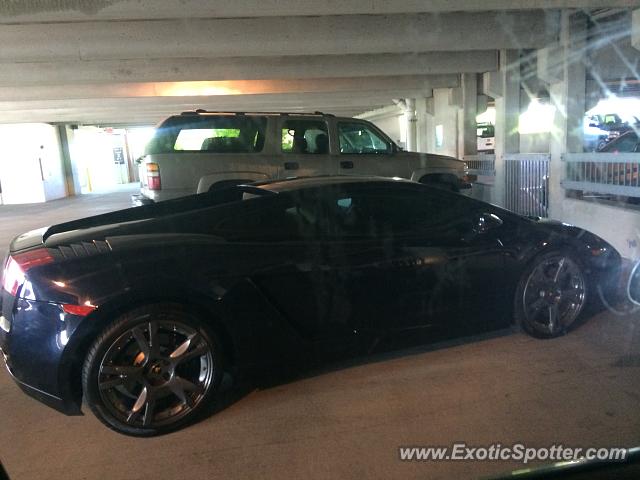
(1, 2, 640, 479)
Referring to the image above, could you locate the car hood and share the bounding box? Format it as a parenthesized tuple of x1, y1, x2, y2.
(399, 151, 466, 170)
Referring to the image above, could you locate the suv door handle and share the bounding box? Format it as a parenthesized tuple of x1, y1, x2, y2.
(284, 161, 299, 170)
(340, 160, 354, 169)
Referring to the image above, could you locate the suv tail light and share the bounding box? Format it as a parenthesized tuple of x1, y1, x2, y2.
(2, 248, 54, 297)
(146, 163, 161, 190)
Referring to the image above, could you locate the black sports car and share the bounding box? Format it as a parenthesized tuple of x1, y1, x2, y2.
(0, 176, 621, 436)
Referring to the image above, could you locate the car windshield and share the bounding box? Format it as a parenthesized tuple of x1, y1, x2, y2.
(1, 4, 640, 480)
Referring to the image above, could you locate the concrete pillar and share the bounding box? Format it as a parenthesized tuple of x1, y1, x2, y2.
(632, 9, 640, 51)
(459, 73, 478, 157)
(424, 97, 436, 153)
(402, 98, 418, 152)
(57, 125, 77, 196)
(547, 11, 587, 221)
(492, 49, 521, 207)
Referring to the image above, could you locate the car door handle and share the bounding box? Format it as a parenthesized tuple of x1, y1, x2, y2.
(340, 160, 354, 169)
(284, 162, 299, 170)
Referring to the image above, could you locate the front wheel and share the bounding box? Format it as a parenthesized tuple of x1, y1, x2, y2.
(82, 304, 223, 436)
(514, 252, 588, 338)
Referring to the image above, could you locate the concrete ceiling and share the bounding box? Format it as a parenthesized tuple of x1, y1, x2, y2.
(0, 1, 637, 125)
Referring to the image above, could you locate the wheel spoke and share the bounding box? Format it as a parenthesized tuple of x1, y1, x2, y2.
(169, 377, 204, 408)
(552, 258, 566, 284)
(170, 334, 208, 364)
(169, 334, 196, 359)
(142, 392, 156, 427)
(125, 387, 148, 424)
(131, 386, 148, 413)
(100, 365, 142, 377)
(131, 326, 150, 359)
(148, 321, 159, 357)
(562, 287, 583, 304)
(526, 297, 546, 318)
(99, 377, 125, 390)
(548, 304, 560, 332)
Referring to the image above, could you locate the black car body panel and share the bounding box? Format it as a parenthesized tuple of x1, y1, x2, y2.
(0, 177, 622, 416)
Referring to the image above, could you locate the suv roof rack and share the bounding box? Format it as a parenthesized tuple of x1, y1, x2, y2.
(178, 109, 335, 117)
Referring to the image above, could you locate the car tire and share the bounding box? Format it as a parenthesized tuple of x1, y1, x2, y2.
(82, 303, 224, 436)
(514, 251, 588, 338)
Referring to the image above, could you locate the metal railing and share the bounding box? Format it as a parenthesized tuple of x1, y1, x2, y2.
(562, 153, 640, 197)
(464, 154, 496, 176)
(505, 154, 550, 218)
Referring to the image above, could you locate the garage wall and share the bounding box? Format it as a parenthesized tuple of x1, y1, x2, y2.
(355, 105, 406, 148)
(432, 88, 458, 158)
(0, 123, 66, 204)
(372, 113, 404, 147)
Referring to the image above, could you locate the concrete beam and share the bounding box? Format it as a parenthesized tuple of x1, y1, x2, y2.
(0, 92, 404, 124)
(0, 51, 497, 87)
(0, 12, 558, 63)
(1, 1, 636, 23)
(0, 75, 459, 103)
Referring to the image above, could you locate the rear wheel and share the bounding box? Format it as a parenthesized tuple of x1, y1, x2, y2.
(82, 304, 223, 436)
(514, 252, 587, 338)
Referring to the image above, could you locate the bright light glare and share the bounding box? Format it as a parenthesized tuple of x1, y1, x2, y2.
(586, 96, 640, 124)
(126, 127, 155, 159)
(476, 107, 496, 125)
(519, 99, 556, 134)
(158, 81, 243, 97)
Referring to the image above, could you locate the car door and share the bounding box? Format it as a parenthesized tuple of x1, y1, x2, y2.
(274, 117, 337, 179)
(335, 120, 404, 178)
(320, 184, 510, 335)
(212, 192, 356, 347)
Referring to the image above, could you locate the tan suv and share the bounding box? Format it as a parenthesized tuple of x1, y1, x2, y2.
(133, 110, 472, 205)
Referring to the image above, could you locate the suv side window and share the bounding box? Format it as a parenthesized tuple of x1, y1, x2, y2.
(281, 120, 330, 154)
(338, 122, 392, 154)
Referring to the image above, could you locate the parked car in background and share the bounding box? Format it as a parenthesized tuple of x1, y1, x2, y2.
(1, 176, 620, 436)
(583, 115, 610, 151)
(132, 111, 472, 206)
(476, 122, 495, 153)
(597, 131, 639, 153)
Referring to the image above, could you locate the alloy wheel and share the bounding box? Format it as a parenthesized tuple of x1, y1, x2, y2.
(522, 255, 586, 336)
(97, 319, 215, 429)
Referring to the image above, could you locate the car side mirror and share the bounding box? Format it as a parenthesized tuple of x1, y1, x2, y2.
(475, 212, 503, 234)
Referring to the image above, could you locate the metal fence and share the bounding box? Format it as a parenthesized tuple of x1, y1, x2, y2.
(562, 153, 640, 197)
(504, 154, 550, 217)
(464, 155, 496, 175)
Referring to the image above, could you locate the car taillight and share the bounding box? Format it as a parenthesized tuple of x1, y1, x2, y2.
(61, 304, 96, 316)
(146, 163, 161, 190)
(2, 248, 54, 297)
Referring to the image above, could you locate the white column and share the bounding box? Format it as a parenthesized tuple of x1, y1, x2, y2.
(547, 11, 586, 221)
(492, 49, 521, 207)
(460, 73, 478, 157)
(402, 98, 418, 152)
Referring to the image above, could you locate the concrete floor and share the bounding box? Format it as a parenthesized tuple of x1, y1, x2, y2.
(0, 187, 639, 480)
